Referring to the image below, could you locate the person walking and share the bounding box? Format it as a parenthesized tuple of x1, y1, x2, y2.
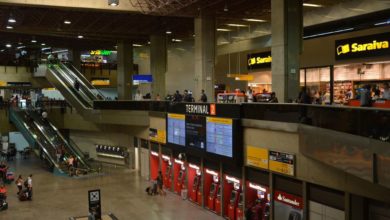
(200, 89, 207, 103)
(27, 174, 33, 200)
(15, 175, 23, 195)
(156, 171, 165, 196)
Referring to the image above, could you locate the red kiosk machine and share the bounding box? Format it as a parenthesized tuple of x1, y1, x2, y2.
(188, 163, 202, 204)
(161, 154, 172, 190)
(149, 150, 159, 181)
(204, 168, 220, 212)
(239, 181, 270, 220)
(173, 158, 186, 195)
(224, 175, 242, 220)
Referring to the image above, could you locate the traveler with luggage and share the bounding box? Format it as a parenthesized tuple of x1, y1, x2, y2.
(15, 175, 23, 195)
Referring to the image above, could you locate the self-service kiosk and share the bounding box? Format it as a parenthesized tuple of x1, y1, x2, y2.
(174, 159, 186, 195)
(150, 151, 159, 181)
(204, 168, 220, 212)
(215, 185, 222, 214)
(224, 175, 242, 220)
(188, 163, 201, 203)
(161, 154, 172, 190)
(245, 182, 270, 220)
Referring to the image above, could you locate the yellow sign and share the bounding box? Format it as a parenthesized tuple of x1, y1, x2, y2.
(168, 113, 185, 120)
(337, 40, 389, 55)
(248, 56, 272, 66)
(206, 117, 232, 125)
(246, 146, 268, 169)
(0, 81, 6, 86)
(91, 79, 110, 86)
(227, 74, 254, 81)
(150, 130, 166, 144)
(269, 160, 294, 176)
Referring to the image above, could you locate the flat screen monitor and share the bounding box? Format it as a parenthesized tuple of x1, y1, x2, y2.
(185, 115, 206, 149)
(167, 113, 185, 146)
(206, 117, 233, 157)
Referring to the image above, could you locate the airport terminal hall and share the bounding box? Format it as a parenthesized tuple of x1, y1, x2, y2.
(0, 0, 390, 219)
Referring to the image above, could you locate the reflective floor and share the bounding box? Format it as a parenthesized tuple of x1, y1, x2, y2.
(1, 156, 221, 220)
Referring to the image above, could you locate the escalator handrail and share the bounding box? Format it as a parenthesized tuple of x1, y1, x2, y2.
(53, 66, 95, 104)
(9, 108, 63, 173)
(59, 63, 101, 101)
(48, 65, 92, 108)
(61, 63, 105, 99)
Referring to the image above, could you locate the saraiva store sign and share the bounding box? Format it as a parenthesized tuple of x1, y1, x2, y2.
(335, 32, 390, 60)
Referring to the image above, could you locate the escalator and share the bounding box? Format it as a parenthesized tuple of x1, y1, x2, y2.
(46, 62, 103, 118)
(9, 107, 94, 176)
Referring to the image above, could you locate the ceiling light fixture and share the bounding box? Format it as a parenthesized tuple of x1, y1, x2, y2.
(172, 39, 182, 42)
(303, 3, 323, 7)
(243, 18, 267, 22)
(5, 44, 12, 48)
(77, 35, 84, 39)
(217, 28, 232, 32)
(31, 39, 37, 43)
(41, 43, 46, 46)
(166, 31, 172, 34)
(6, 25, 13, 29)
(64, 20, 71, 24)
(17, 46, 26, 49)
(132, 44, 142, 47)
(226, 23, 248, 27)
(8, 16, 16, 23)
(108, 0, 119, 6)
(223, 3, 228, 12)
(303, 27, 354, 39)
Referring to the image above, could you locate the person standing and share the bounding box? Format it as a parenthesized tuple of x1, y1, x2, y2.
(200, 89, 208, 103)
(156, 171, 165, 196)
(360, 85, 372, 107)
(74, 78, 80, 92)
(27, 174, 33, 200)
(15, 175, 23, 195)
(134, 90, 143, 101)
(246, 87, 254, 103)
(382, 82, 390, 100)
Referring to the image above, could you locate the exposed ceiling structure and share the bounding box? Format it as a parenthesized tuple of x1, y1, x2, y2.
(0, 0, 388, 52)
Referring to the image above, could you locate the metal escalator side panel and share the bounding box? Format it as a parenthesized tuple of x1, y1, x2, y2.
(46, 65, 91, 112)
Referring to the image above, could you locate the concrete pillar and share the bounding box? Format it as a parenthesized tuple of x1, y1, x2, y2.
(271, 0, 303, 102)
(72, 49, 81, 71)
(194, 15, 216, 102)
(117, 41, 133, 100)
(150, 35, 167, 98)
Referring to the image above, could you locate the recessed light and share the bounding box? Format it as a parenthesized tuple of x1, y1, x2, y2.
(6, 26, 13, 29)
(243, 18, 267, 23)
(77, 35, 84, 39)
(303, 3, 323, 7)
(64, 20, 71, 24)
(108, 0, 119, 6)
(226, 23, 248, 27)
(8, 18, 16, 23)
(166, 31, 172, 34)
(172, 39, 182, 42)
(132, 44, 142, 47)
(147, 41, 151, 44)
(41, 43, 46, 46)
(18, 42, 22, 45)
(5, 44, 12, 48)
(31, 39, 37, 43)
(217, 28, 232, 32)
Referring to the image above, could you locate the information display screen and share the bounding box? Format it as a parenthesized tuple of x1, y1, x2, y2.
(206, 117, 233, 157)
(167, 114, 185, 146)
(185, 115, 206, 149)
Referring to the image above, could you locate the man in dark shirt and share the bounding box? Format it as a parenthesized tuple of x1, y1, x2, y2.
(200, 90, 208, 103)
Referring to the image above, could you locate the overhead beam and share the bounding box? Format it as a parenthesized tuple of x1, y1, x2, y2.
(0, 0, 140, 12)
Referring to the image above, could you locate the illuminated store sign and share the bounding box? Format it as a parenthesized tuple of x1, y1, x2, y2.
(185, 104, 216, 116)
(247, 52, 272, 69)
(335, 32, 390, 60)
(90, 50, 112, 56)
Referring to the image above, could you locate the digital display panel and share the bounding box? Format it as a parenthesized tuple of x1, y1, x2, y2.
(185, 115, 206, 149)
(206, 117, 233, 157)
(167, 113, 185, 146)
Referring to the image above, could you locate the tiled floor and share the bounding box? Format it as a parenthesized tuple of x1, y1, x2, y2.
(1, 156, 221, 220)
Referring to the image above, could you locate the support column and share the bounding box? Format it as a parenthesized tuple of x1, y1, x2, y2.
(117, 41, 133, 100)
(150, 35, 167, 98)
(271, 0, 303, 102)
(194, 15, 216, 102)
(72, 49, 81, 71)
